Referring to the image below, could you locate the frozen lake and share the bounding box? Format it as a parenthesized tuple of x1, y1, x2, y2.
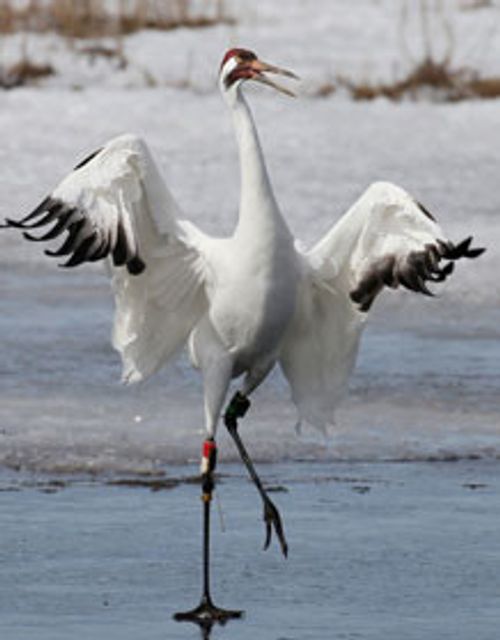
(1, 461, 499, 640)
(1, 2, 500, 638)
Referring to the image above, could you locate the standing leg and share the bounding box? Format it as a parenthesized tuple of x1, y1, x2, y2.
(224, 392, 288, 557)
(174, 438, 243, 625)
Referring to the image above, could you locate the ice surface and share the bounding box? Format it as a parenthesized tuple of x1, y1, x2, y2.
(1, 461, 499, 640)
(1, 0, 500, 474)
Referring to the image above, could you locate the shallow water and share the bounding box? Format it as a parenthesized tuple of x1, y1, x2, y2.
(1, 461, 499, 640)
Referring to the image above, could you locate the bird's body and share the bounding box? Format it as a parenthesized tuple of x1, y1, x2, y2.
(2, 47, 484, 624)
(194, 74, 300, 402)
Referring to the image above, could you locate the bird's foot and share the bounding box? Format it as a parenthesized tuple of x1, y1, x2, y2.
(263, 496, 288, 558)
(174, 594, 244, 626)
(224, 392, 289, 557)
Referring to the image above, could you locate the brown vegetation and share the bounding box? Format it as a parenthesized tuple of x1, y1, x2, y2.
(0, 0, 235, 38)
(0, 58, 55, 89)
(314, 62, 500, 102)
(77, 43, 127, 68)
(0, 0, 234, 89)
(466, 75, 500, 99)
(315, 0, 500, 103)
(331, 58, 500, 102)
(459, 0, 493, 10)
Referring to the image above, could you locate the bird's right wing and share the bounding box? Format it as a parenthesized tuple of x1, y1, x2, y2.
(3, 134, 211, 383)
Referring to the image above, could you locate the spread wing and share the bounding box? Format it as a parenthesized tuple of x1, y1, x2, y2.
(280, 181, 484, 430)
(2, 134, 211, 383)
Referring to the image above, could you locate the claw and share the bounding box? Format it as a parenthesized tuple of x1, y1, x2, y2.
(263, 498, 288, 558)
(264, 520, 272, 551)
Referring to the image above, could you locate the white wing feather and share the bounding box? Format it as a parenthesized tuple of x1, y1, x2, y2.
(280, 181, 479, 430)
(9, 134, 210, 383)
(279, 265, 364, 431)
(310, 181, 443, 300)
(6, 160, 483, 430)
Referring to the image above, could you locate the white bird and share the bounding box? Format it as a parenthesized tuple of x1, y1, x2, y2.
(2, 48, 484, 624)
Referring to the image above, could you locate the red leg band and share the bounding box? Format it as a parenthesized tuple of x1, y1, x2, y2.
(201, 439, 217, 475)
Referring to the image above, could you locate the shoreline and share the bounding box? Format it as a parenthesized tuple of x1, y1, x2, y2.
(1, 456, 500, 489)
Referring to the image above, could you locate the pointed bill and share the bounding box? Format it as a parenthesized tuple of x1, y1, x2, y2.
(252, 73, 297, 97)
(249, 58, 300, 97)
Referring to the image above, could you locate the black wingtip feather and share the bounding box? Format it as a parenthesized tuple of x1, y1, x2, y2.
(112, 222, 128, 267)
(22, 209, 73, 242)
(439, 236, 485, 261)
(44, 219, 87, 257)
(6, 185, 147, 274)
(442, 261, 455, 277)
(73, 148, 103, 171)
(127, 256, 146, 275)
(466, 247, 486, 258)
(416, 200, 437, 222)
(87, 237, 111, 262)
(59, 235, 97, 268)
(351, 233, 484, 312)
(12, 196, 54, 228)
(4, 218, 27, 228)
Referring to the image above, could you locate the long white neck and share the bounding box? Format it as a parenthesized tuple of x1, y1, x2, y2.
(229, 86, 287, 238)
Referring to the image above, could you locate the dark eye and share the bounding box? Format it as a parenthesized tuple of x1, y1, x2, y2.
(238, 50, 257, 63)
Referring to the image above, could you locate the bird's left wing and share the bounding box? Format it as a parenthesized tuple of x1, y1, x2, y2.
(2, 134, 211, 383)
(309, 181, 484, 312)
(280, 181, 484, 430)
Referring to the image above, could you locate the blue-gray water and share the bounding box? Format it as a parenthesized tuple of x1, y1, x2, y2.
(1, 461, 499, 640)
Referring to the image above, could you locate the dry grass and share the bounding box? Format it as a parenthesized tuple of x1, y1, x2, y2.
(0, 58, 55, 88)
(0, 0, 235, 38)
(313, 0, 500, 103)
(77, 42, 127, 68)
(466, 75, 500, 99)
(0, 0, 234, 89)
(316, 58, 500, 102)
(459, 0, 493, 10)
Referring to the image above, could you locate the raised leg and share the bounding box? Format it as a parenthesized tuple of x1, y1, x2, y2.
(174, 439, 243, 626)
(224, 392, 288, 557)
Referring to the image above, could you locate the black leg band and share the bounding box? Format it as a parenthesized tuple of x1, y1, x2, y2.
(224, 391, 251, 425)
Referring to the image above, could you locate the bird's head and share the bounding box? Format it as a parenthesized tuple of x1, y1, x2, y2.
(219, 48, 298, 100)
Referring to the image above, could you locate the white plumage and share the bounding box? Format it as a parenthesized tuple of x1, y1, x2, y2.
(4, 50, 483, 438)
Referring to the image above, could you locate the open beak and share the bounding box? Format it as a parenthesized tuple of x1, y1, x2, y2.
(248, 59, 299, 97)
